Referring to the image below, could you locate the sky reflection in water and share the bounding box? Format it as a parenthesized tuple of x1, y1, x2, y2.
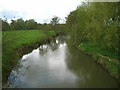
(8, 40, 78, 88)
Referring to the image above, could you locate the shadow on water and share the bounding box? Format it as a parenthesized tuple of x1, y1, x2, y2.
(65, 46, 118, 88)
(7, 35, 118, 88)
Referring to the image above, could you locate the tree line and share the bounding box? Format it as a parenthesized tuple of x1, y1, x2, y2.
(2, 16, 65, 31)
(66, 2, 119, 52)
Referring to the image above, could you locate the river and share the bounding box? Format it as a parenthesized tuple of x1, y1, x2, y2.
(7, 35, 118, 88)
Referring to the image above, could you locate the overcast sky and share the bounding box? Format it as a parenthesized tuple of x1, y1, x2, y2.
(0, 0, 84, 23)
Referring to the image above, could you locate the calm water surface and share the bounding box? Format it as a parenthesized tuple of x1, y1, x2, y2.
(7, 36, 118, 88)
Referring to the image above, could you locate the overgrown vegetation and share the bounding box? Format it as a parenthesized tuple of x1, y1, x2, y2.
(66, 2, 119, 80)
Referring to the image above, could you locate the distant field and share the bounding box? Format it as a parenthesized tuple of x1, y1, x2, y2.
(2, 30, 56, 84)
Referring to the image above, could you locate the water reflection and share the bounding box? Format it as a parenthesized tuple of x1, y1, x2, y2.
(7, 38, 78, 88)
(7, 36, 118, 88)
(66, 47, 118, 88)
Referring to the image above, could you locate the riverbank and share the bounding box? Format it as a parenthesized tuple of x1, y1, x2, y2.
(2, 30, 62, 85)
(77, 41, 120, 82)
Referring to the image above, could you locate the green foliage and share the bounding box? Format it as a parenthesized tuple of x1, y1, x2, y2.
(16, 18, 26, 30)
(104, 58, 118, 78)
(2, 20, 10, 31)
(10, 19, 38, 30)
(66, 2, 119, 53)
(25, 19, 37, 30)
(2, 16, 66, 32)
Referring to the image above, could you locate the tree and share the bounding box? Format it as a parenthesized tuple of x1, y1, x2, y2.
(16, 18, 26, 30)
(2, 20, 10, 31)
(25, 19, 37, 30)
(50, 16, 60, 25)
(10, 19, 18, 30)
(66, 2, 119, 51)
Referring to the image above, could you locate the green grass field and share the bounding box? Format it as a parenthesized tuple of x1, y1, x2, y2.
(2, 30, 57, 84)
(3, 30, 56, 50)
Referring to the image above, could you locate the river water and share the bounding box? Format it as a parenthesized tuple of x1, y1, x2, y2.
(7, 36, 118, 88)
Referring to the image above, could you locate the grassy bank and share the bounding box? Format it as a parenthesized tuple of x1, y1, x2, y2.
(2, 30, 58, 84)
(78, 41, 119, 81)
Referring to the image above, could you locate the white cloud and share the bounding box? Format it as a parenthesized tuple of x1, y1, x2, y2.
(0, 0, 83, 23)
